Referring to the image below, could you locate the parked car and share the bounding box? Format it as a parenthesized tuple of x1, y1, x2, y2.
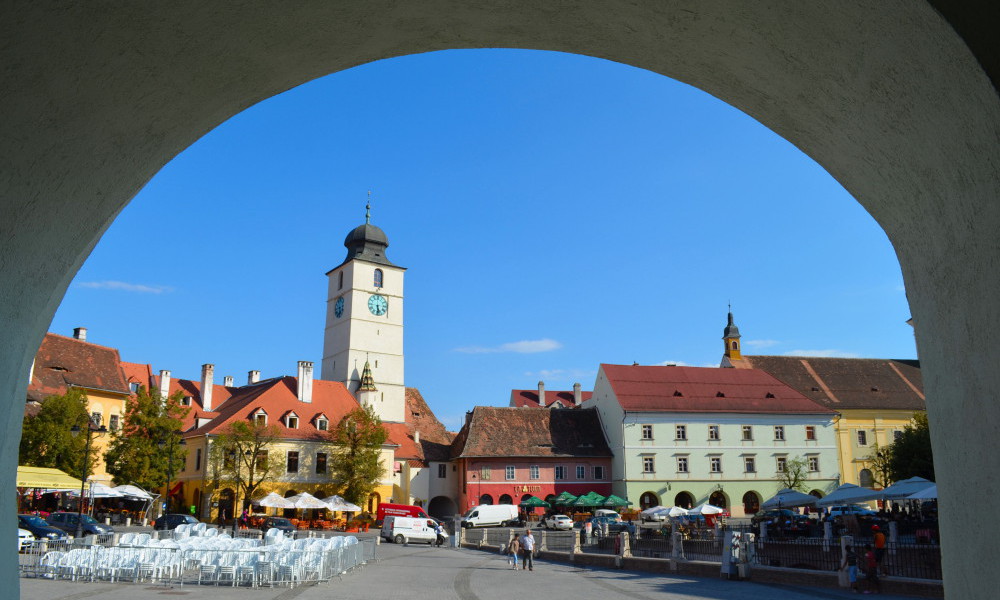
(827, 505, 877, 518)
(594, 509, 622, 522)
(18, 528, 34, 551)
(153, 513, 200, 530)
(45, 511, 113, 536)
(542, 514, 573, 530)
(580, 516, 635, 536)
(260, 517, 296, 533)
(750, 509, 811, 527)
(18, 514, 68, 541)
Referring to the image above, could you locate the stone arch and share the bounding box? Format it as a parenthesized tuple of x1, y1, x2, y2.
(498, 494, 513, 505)
(479, 494, 493, 506)
(674, 492, 694, 509)
(3, 5, 998, 597)
(639, 491, 659, 509)
(427, 495, 457, 519)
(742, 491, 760, 515)
(709, 491, 729, 510)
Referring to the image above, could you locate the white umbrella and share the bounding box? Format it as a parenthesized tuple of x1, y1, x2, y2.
(112, 484, 153, 500)
(286, 492, 331, 510)
(254, 492, 294, 509)
(687, 503, 726, 516)
(761, 488, 819, 510)
(67, 483, 123, 498)
(815, 483, 876, 507)
(879, 476, 935, 500)
(322, 495, 362, 512)
(907, 484, 937, 500)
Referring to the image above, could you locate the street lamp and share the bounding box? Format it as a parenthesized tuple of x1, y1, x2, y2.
(70, 416, 107, 539)
(157, 433, 186, 526)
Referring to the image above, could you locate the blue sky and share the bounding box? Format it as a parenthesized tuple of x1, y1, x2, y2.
(50, 49, 915, 430)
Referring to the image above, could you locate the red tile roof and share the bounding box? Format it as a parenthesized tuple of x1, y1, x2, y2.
(120, 361, 155, 391)
(385, 388, 455, 466)
(600, 364, 835, 414)
(510, 389, 592, 408)
(732, 356, 925, 411)
(28, 333, 130, 401)
(452, 407, 613, 458)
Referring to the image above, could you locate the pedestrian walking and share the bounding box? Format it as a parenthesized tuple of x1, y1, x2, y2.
(519, 529, 535, 571)
(863, 543, 881, 594)
(507, 535, 521, 570)
(872, 525, 886, 575)
(840, 543, 859, 593)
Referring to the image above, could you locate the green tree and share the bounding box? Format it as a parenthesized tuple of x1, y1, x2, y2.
(865, 439, 894, 488)
(777, 456, 809, 491)
(888, 412, 934, 482)
(19, 389, 96, 480)
(104, 386, 189, 493)
(208, 420, 283, 515)
(328, 404, 388, 505)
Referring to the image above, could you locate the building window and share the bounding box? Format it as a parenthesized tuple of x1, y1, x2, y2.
(774, 426, 785, 441)
(129, 382, 141, 393)
(741, 425, 753, 441)
(893, 430, 903, 442)
(195, 448, 202, 471)
(435, 464, 446, 478)
(374, 268, 383, 288)
(257, 450, 268, 470)
(316, 417, 328, 431)
(529, 465, 540, 480)
(480, 466, 491, 480)
(505, 466, 515, 480)
(286, 414, 298, 429)
(776, 456, 787, 472)
(857, 430, 868, 446)
(593, 466, 605, 480)
(555, 466, 566, 480)
(641, 424, 653, 440)
(642, 457, 655, 473)
(710, 457, 722, 473)
(708, 425, 720, 441)
(805, 426, 816, 440)
(677, 456, 689, 473)
(338, 270, 344, 290)
(253, 411, 267, 426)
(287, 451, 299, 473)
(316, 452, 327, 474)
(180, 396, 192, 406)
(744, 456, 756, 473)
(91, 412, 103, 426)
(109, 414, 120, 432)
(808, 456, 820, 472)
(576, 465, 585, 479)
(675, 425, 687, 440)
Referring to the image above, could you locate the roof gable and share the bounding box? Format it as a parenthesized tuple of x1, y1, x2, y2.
(509, 388, 592, 408)
(28, 333, 130, 401)
(452, 407, 612, 458)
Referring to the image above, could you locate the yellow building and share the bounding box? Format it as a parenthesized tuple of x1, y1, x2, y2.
(27, 329, 131, 486)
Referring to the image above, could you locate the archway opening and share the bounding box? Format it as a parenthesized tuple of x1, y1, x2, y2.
(742, 491, 760, 515)
(709, 491, 728, 509)
(674, 492, 694, 509)
(639, 492, 660, 509)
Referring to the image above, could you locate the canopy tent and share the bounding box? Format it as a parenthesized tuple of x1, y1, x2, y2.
(907, 484, 938, 500)
(572, 492, 606, 507)
(813, 483, 867, 507)
(285, 492, 331, 510)
(112, 484, 153, 500)
(602, 494, 632, 507)
(16, 466, 83, 490)
(519, 495, 550, 508)
(552, 491, 578, 505)
(879, 477, 935, 500)
(641, 505, 688, 519)
(687, 503, 726, 516)
(66, 483, 124, 498)
(816, 477, 935, 507)
(761, 488, 819, 510)
(254, 492, 295, 509)
(322, 495, 362, 512)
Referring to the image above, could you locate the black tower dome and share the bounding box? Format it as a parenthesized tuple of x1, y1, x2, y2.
(339, 202, 396, 268)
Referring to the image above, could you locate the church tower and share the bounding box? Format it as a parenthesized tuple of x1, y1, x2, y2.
(321, 202, 406, 422)
(723, 308, 742, 361)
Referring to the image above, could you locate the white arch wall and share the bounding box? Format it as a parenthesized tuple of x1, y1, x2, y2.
(3, 3, 998, 597)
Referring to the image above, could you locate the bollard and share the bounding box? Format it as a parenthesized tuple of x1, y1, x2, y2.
(672, 531, 686, 560)
(888, 521, 898, 556)
(539, 530, 547, 551)
(619, 531, 631, 558)
(823, 521, 832, 552)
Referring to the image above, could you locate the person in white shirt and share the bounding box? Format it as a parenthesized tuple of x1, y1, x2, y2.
(519, 529, 535, 571)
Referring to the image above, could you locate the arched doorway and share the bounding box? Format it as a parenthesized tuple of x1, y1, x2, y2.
(218, 488, 235, 525)
(859, 469, 875, 488)
(498, 494, 512, 505)
(427, 495, 458, 519)
(479, 494, 493, 505)
(367, 492, 381, 514)
(709, 491, 728, 510)
(742, 491, 760, 515)
(639, 492, 659, 509)
(674, 492, 694, 509)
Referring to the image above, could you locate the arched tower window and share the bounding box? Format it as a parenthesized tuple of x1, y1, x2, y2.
(731, 341, 738, 350)
(374, 268, 383, 288)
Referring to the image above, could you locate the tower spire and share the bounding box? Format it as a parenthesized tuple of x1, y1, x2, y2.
(359, 359, 377, 391)
(365, 191, 371, 224)
(723, 306, 742, 360)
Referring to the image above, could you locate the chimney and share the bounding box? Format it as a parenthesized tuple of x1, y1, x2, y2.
(573, 382, 582, 406)
(248, 370, 261, 384)
(414, 430, 420, 444)
(159, 370, 171, 400)
(537, 381, 545, 406)
(297, 361, 314, 403)
(201, 364, 214, 411)
(223, 375, 234, 387)
(73, 327, 87, 341)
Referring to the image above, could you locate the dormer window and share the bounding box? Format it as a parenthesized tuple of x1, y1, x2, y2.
(284, 411, 299, 429)
(252, 409, 267, 426)
(316, 416, 329, 431)
(129, 382, 141, 393)
(180, 396, 192, 406)
(374, 268, 383, 288)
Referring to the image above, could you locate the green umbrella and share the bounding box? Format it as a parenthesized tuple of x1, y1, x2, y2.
(572, 492, 605, 507)
(553, 491, 578, 505)
(518, 495, 551, 508)
(603, 494, 632, 507)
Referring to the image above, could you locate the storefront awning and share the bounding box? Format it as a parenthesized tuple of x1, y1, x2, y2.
(16, 466, 83, 490)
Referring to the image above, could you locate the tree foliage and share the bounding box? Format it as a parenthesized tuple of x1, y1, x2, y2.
(328, 404, 388, 505)
(19, 388, 97, 480)
(777, 456, 809, 491)
(208, 420, 284, 510)
(865, 439, 894, 488)
(104, 386, 189, 492)
(888, 412, 934, 482)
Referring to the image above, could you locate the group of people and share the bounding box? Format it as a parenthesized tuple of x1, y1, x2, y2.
(840, 525, 886, 594)
(505, 529, 536, 571)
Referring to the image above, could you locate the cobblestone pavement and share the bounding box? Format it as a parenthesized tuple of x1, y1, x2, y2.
(20, 542, 920, 600)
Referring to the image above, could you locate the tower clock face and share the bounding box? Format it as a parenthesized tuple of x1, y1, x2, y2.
(368, 294, 388, 316)
(334, 296, 344, 318)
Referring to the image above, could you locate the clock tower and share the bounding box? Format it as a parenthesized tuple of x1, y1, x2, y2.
(321, 203, 406, 422)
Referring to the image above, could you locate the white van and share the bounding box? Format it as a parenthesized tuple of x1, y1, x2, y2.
(460, 504, 520, 528)
(381, 516, 438, 544)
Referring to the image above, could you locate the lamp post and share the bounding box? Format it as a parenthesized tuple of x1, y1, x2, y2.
(157, 433, 186, 526)
(70, 416, 107, 539)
